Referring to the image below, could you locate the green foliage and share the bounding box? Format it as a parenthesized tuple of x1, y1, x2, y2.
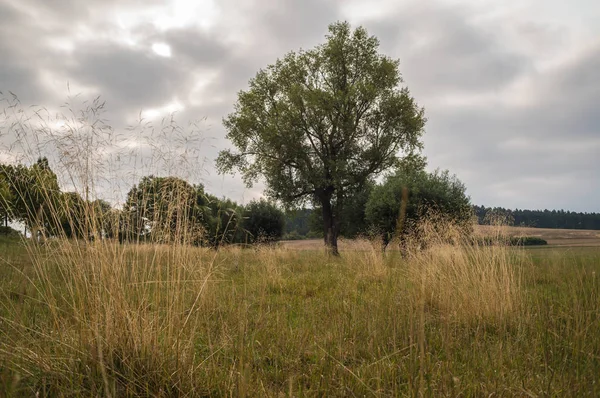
(515, 236, 548, 246)
(241, 199, 285, 243)
(282, 230, 305, 240)
(54, 193, 112, 240)
(0, 158, 62, 238)
(366, 168, 472, 247)
(0, 172, 13, 226)
(124, 176, 201, 243)
(58, 191, 88, 238)
(284, 208, 313, 236)
(310, 181, 374, 239)
(198, 189, 244, 247)
(218, 21, 425, 253)
(474, 205, 600, 230)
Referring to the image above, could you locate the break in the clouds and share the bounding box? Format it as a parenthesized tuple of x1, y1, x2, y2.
(0, 0, 599, 211)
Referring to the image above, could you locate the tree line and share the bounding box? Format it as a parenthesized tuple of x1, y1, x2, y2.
(1, 156, 474, 249)
(473, 205, 600, 230)
(282, 162, 473, 248)
(0, 158, 285, 245)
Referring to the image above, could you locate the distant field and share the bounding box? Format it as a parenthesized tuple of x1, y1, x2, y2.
(282, 226, 600, 250)
(474, 225, 600, 246)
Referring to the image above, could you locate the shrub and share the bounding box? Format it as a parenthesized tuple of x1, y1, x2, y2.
(475, 236, 548, 246)
(510, 236, 548, 246)
(366, 169, 472, 249)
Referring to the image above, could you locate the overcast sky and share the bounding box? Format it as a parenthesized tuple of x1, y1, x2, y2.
(0, 0, 599, 212)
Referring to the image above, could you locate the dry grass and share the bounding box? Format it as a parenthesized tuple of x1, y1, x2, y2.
(2, 226, 600, 396)
(402, 220, 523, 325)
(1, 94, 599, 396)
(475, 224, 600, 246)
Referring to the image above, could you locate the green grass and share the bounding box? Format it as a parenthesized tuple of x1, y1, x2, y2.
(0, 237, 599, 397)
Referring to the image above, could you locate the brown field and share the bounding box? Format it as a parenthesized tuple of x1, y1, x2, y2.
(475, 225, 600, 246)
(282, 225, 600, 250)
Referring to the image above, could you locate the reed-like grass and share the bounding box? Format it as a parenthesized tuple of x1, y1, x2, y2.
(1, 95, 599, 396)
(2, 227, 599, 396)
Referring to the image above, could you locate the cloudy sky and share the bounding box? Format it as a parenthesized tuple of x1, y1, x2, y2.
(0, 0, 599, 212)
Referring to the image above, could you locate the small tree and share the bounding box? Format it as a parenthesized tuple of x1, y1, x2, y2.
(125, 176, 199, 243)
(218, 21, 425, 255)
(242, 199, 285, 243)
(365, 169, 472, 249)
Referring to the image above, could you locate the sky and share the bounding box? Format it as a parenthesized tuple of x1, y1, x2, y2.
(0, 0, 599, 212)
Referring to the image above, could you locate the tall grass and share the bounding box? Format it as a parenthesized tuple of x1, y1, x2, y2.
(405, 219, 523, 324)
(2, 225, 600, 395)
(1, 94, 599, 396)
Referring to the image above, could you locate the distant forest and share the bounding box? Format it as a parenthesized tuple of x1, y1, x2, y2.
(472, 206, 600, 230)
(284, 205, 600, 239)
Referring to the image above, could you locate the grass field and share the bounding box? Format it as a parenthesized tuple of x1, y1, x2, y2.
(1, 229, 599, 397)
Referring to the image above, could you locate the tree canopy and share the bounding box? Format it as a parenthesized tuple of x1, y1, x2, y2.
(365, 168, 472, 249)
(124, 176, 200, 243)
(242, 199, 285, 243)
(218, 21, 425, 254)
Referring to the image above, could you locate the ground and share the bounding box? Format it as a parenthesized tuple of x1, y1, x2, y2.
(0, 227, 599, 396)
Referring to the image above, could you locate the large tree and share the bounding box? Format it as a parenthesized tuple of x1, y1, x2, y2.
(217, 21, 425, 254)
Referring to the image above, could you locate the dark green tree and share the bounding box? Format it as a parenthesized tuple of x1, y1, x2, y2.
(125, 176, 199, 243)
(217, 21, 425, 255)
(309, 180, 375, 239)
(58, 191, 87, 238)
(197, 189, 244, 247)
(241, 199, 285, 243)
(4, 158, 61, 240)
(365, 169, 472, 249)
(284, 208, 313, 237)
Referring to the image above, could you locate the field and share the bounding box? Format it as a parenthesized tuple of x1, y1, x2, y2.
(474, 225, 600, 247)
(282, 225, 600, 250)
(1, 228, 599, 397)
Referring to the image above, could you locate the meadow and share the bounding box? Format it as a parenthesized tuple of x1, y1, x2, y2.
(1, 226, 599, 397)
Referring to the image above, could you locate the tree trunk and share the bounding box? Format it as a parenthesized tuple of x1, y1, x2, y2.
(321, 194, 339, 256)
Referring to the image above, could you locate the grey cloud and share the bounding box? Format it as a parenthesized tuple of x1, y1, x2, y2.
(165, 29, 232, 67)
(366, 3, 531, 97)
(0, 2, 53, 102)
(1, 0, 599, 211)
(66, 43, 191, 114)
(421, 44, 600, 211)
(216, 0, 343, 57)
